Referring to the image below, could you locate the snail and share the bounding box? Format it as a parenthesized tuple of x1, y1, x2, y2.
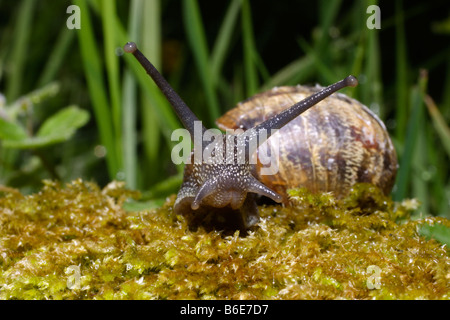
(124, 42, 397, 230)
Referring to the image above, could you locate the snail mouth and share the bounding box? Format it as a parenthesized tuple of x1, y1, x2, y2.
(229, 191, 247, 210)
(175, 190, 247, 214)
(173, 196, 252, 233)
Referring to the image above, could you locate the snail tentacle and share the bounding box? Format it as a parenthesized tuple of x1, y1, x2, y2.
(252, 76, 358, 140)
(124, 42, 206, 138)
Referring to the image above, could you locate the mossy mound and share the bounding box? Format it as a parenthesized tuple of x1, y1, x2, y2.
(0, 179, 449, 299)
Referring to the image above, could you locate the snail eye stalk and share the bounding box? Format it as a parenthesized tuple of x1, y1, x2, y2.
(248, 75, 358, 150)
(124, 42, 206, 137)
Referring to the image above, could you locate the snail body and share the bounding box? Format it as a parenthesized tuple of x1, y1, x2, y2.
(216, 85, 397, 203)
(124, 42, 397, 230)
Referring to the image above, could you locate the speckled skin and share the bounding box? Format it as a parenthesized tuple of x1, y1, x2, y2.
(216, 85, 398, 203)
(174, 135, 279, 229)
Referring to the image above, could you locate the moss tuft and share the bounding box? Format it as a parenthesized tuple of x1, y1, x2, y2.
(0, 180, 448, 299)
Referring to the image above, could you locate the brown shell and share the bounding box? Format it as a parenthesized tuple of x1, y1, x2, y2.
(216, 85, 398, 202)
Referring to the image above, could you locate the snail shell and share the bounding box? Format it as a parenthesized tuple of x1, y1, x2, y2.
(216, 85, 397, 202)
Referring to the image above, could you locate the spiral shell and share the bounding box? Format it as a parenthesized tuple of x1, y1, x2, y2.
(216, 85, 397, 202)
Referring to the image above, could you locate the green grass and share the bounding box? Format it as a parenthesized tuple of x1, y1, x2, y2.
(0, 0, 449, 219)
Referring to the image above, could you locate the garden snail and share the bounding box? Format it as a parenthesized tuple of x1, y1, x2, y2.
(124, 42, 397, 230)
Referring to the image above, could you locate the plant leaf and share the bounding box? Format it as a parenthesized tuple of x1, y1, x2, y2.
(0, 117, 28, 141)
(3, 106, 89, 149)
(37, 105, 89, 140)
(419, 223, 450, 247)
(424, 94, 450, 159)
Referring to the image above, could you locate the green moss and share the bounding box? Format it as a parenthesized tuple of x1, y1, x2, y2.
(0, 180, 449, 299)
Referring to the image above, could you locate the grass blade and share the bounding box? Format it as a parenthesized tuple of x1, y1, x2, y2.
(424, 95, 450, 158)
(5, 0, 36, 101)
(394, 0, 410, 142)
(394, 71, 427, 202)
(262, 56, 315, 90)
(37, 28, 75, 87)
(121, 0, 143, 189)
(2, 0, 35, 182)
(210, 0, 242, 82)
(74, 0, 118, 179)
(182, 0, 220, 124)
(315, 0, 342, 83)
(443, 55, 450, 117)
(411, 119, 429, 216)
(140, 0, 162, 187)
(241, 0, 258, 96)
(422, 119, 449, 218)
(101, 0, 123, 170)
(297, 37, 336, 84)
(364, 1, 384, 117)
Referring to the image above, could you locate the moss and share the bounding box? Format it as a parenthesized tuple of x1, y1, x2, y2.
(0, 180, 449, 300)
